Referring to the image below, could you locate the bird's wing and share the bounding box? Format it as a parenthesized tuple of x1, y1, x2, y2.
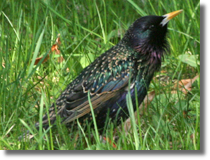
(42, 53, 134, 125)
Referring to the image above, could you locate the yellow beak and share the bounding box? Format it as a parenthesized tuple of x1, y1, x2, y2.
(160, 10, 183, 26)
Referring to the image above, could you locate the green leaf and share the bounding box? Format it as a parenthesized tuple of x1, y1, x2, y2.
(80, 52, 94, 68)
(178, 54, 200, 68)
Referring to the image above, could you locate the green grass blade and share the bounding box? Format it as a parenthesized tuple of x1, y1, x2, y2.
(94, 0, 107, 44)
(27, 23, 46, 78)
(126, 85, 140, 150)
(127, 0, 147, 16)
(88, 90, 100, 144)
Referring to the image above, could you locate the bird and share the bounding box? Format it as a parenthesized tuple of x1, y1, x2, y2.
(33, 10, 183, 134)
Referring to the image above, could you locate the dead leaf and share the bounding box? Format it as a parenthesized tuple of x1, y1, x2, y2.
(161, 70, 167, 73)
(51, 34, 64, 63)
(172, 75, 199, 94)
(182, 75, 199, 94)
(56, 34, 61, 45)
(34, 34, 61, 65)
(174, 78, 194, 89)
(2, 59, 5, 68)
(34, 54, 49, 65)
(2, 63, 5, 68)
(51, 44, 60, 54)
(51, 34, 61, 54)
(103, 137, 117, 148)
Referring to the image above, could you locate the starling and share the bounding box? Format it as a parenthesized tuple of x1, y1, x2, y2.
(36, 10, 183, 132)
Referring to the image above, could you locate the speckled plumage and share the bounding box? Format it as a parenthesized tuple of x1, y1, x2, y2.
(36, 11, 182, 132)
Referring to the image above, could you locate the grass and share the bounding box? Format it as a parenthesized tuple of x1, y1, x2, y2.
(0, 0, 200, 150)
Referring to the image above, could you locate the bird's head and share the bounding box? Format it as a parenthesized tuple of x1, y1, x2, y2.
(122, 10, 182, 59)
